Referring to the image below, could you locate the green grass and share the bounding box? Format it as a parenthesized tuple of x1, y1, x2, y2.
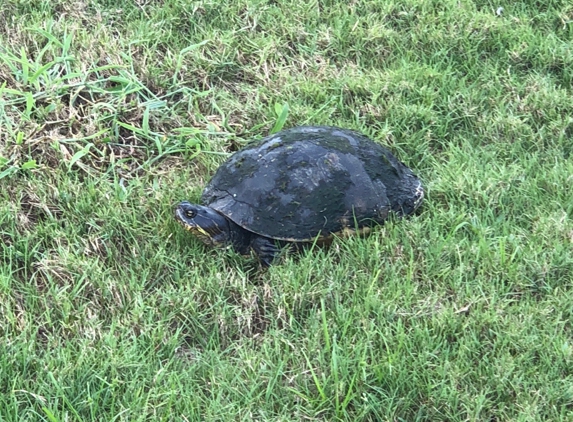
(1, 0, 572, 420)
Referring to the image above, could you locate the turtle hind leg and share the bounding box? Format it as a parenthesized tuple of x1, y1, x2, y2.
(250, 236, 281, 267)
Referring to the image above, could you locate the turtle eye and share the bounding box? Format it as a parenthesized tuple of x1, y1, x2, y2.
(185, 209, 196, 218)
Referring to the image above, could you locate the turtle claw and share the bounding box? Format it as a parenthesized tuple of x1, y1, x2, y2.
(250, 236, 280, 267)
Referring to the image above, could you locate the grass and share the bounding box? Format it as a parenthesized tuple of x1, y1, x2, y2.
(1, 0, 572, 420)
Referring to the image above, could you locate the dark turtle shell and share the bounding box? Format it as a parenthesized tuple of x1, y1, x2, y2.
(201, 126, 423, 242)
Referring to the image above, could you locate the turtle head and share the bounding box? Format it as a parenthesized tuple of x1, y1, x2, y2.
(175, 201, 231, 247)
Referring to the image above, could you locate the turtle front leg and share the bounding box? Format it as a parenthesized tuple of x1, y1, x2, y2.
(250, 236, 280, 266)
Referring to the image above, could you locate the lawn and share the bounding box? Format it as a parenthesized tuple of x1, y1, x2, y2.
(1, 0, 572, 420)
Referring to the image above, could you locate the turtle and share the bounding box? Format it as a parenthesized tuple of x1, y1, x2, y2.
(175, 125, 423, 266)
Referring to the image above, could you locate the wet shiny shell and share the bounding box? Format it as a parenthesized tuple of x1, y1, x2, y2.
(202, 126, 423, 242)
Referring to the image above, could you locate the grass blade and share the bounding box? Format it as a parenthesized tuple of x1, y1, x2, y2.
(271, 102, 289, 133)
